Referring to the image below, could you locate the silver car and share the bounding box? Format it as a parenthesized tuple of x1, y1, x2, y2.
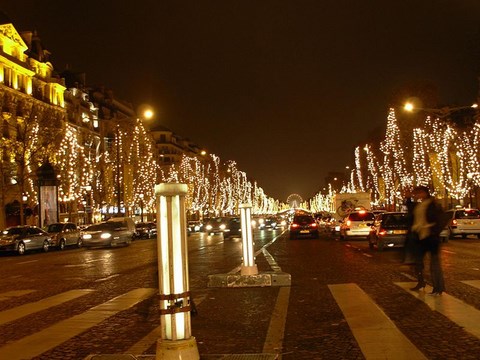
(81, 222, 133, 248)
(0, 226, 52, 255)
(46, 222, 82, 250)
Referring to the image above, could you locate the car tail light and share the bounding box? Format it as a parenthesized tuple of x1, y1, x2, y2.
(378, 229, 387, 236)
(290, 223, 299, 228)
(310, 222, 318, 228)
(452, 219, 458, 226)
(346, 220, 351, 226)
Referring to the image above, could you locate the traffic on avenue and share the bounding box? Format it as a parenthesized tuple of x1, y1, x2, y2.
(1, 219, 480, 359)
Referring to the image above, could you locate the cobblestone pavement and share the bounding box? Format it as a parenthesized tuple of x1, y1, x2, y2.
(1, 230, 480, 359)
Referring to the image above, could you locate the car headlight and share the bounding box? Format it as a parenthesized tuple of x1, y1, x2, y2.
(220, 224, 226, 230)
(101, 233, 112, 239)
(194, 225, 200, 231)
(206, 225, 212, 231)
(82, 234, 92, 240)
(258, 218, 264, 224)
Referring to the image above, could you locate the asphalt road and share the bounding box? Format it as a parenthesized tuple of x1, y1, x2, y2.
(1, 228, 480, 359)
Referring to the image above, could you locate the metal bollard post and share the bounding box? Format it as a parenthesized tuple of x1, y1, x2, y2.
(155, 183, 200, 360)
(239, 203, 258, 276)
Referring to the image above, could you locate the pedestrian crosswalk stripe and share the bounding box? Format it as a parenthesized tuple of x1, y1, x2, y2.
(329, 283, 427, 360)
(0, 290, 36, 301)
(396, 282, 480, 340)
(0, 289, 94, 326)
(262, 286, 290, 356)
(461, 279, 480, 290)
(0, 288, 156, 360)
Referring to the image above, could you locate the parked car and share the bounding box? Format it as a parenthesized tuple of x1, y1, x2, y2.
(289, 214, 319, 239)
(367, 212, 409, 251)
(81, 222, 133, 248)
(444, 208, 480, 239)
(339, 210, 376, 240)
(223, 217, 242, 239)
(135, 222, 157, 239)
(46, 222, 82, 250)
(0, 226, 52, 255)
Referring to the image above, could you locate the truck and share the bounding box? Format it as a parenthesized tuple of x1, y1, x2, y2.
(331, 192, 371, 221)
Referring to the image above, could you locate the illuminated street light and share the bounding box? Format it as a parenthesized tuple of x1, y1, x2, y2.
(139, 193, 144, 223)
(143, 109, 154, 120)
(155, 183, 199, 359)
(403, 102, 478, 118)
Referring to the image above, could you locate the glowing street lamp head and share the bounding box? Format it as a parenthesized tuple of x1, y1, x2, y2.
(404, 102, 414, 112)
(143, 109, 154, 120)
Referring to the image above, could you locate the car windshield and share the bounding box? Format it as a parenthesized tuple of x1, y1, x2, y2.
(348, 212, 375, 221)
(456, 210, 480, 219)
(47, 224, 64, 232)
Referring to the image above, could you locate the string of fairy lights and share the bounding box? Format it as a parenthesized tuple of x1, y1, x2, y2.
(310, 108, 480, 212)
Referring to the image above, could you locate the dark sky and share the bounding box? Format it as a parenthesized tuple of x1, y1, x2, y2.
(4, 1, 480, 202)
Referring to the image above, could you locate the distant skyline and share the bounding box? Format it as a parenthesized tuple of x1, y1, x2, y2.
(3, 1, 480, 201)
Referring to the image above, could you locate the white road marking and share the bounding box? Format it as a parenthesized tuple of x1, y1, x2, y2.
(461, 280, 480, 290)
(442, 249, 456, 254)
(329, 283, 427, 359)
(396, 282, 480, 339)
(0, 289, 94, 326)
(0, 288, 156, 360)
(0, 290, 36, 301)
(17, 260, 38, 265)
(262, 287, 290, 358)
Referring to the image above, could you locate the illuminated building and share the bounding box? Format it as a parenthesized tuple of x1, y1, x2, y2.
(0, 12, 66, 228)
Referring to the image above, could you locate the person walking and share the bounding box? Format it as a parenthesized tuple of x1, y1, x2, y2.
(409, 185, 446, 295)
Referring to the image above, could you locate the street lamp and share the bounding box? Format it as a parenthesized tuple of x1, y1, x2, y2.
(85, 185, 92, 224)
(139, 193, 144, 223)
(403, 102, 478, 118)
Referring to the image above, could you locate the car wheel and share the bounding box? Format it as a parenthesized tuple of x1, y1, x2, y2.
(462, 234, 467, 239)
(448, 229, 455, 239)
(43, 240, 49, 252)
(77, 238, 83, 248)
(59, 239, 66, 251)
(17, 242, 25, 255)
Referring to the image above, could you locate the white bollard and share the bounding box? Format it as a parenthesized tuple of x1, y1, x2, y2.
(155, 183, 200, 360)
(239, 204, 258, 276)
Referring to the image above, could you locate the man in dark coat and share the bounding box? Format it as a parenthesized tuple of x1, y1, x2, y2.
(410, 186, 446, 295)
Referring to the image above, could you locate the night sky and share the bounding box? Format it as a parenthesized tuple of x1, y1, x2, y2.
(3, 1, 480, 202)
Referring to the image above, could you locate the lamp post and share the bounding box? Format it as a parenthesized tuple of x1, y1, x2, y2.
(139, 193, 144, 223)
(155, 183, 199, 360)
(403, 102, 478, 118)
(85, 185, 92, 224)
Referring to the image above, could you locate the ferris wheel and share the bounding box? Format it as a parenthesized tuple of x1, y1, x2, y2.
(286, 193, 303, 209)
